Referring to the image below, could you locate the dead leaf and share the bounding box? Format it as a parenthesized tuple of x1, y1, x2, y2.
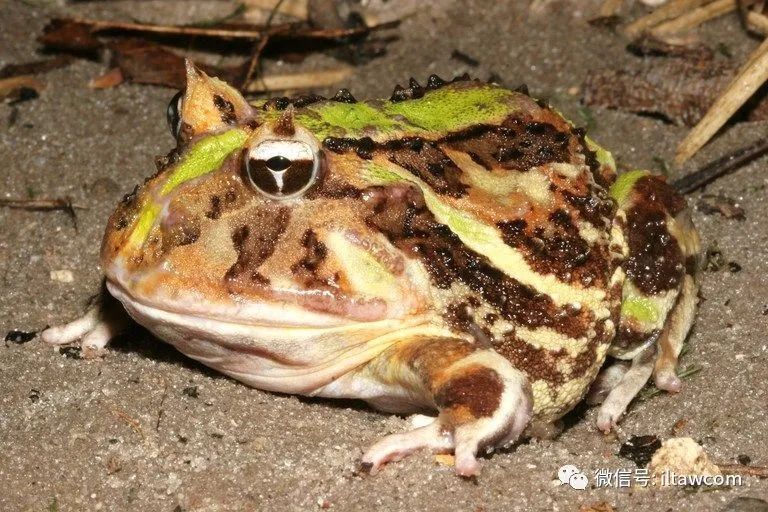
(89, 67, 124, 89)
(0, 76, 44, 103)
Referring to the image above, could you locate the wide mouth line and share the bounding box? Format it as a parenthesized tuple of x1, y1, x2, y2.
(105, 278, 358, 331)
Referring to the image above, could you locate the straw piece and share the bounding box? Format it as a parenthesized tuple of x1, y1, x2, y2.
(675, 36, 768, 166)
(652, 0, 737, 35)
(245, 67, 352, 92)
(624, 0, 709, 38)
(746, 10, 768, 34)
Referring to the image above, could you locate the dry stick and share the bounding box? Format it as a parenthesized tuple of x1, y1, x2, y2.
(675, 36, 768, 166)
(747, 10, 768, 34)
(671, 135, 768, 193)
(244, 68, 352, 92)
(716, 463, 768, 477)
(624, 0, 710, 37)
(652, 0, 737, 35)
(54, 16, 387, 40)
(241, 0, 284, 91)
(0, 198, 87, 210)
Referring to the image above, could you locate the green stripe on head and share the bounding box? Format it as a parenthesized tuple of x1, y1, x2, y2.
(128, 128, 249, 248)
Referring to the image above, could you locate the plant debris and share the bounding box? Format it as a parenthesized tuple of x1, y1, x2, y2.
(37, 13, 399, 93)
(696, 194, 746, 219)
(5, 329, 37, 345)
(619, 435, 662, 467)
(583, 55, 768, 127)
(182, 386, 199, 398)
(450, 49, 480, 67)
(704, 244, 726, 271)
(0, 76, 44, 104)
(671, 136, 768, 193)
(59, 346, 82, 360)
(0, 197, 87, 230)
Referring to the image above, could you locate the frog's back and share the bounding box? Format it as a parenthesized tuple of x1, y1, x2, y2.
(273, 77, 624, 419)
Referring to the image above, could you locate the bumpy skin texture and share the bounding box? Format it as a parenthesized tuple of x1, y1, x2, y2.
(44, 63, 700, 476)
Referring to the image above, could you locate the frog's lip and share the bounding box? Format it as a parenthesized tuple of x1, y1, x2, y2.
(106, 278, 367, 329)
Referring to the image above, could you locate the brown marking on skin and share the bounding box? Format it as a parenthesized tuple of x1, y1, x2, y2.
(160, 215, 201, 253)
(290, 229, 338, 291)
(224, 206, 290, 283)
(561, 186, 615, 229)
(633, 174, 686, 215)
(385, 141, 468, 198)
(206, 195, 222, 220)
(435, 366, 504, 420)
(572, 127, 614, 189)
(444, 117, 573, 171)
(623, 177, 687, 294)
(273, 108, 296, 136)
(365, 185, 593, 338)
(495, 331, 567, 385)
(213, 94, 236, 125)
(497, 209, 611, 287)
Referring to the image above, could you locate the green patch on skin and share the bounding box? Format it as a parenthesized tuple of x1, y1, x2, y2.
(293, 84, 518, 141)
(620, 295, 659, 324)
(128, 128, 248, 248)
(297, 102, 406, 140)
(127, 200, 161, 248)
(361, 162, 405, 184)
(384, 85, 514, 133)
(610, 170, 649, 207)
(161, 128, 248, 195)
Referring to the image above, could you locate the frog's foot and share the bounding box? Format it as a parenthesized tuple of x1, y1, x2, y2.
(41, 294, 129, 358)
(359, 338, 532, 477)
(652, 274, 698, 393)
(595, 345, 655, 432)
(586, 360, 630, 405)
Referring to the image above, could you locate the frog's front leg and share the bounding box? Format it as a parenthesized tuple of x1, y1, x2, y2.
(41, 287, 130, 357)
(355, 337, 532, 477)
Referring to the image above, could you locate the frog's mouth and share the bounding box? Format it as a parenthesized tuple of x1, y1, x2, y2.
(105, 278, 443, 395)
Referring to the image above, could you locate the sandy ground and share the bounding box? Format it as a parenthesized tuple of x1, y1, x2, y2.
(1, 1, 767, 510)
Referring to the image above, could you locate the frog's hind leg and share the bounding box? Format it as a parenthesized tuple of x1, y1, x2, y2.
(596, 171, 700, 431)
(357, 337, 532, 477)
(652, 273, 697, 392)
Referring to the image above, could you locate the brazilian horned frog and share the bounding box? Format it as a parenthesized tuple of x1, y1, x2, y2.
(44, 62, 700, 476)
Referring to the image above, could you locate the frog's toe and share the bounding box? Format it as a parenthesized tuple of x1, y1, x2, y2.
(361, 422, 452, 475)
(653, 369, 682, 393)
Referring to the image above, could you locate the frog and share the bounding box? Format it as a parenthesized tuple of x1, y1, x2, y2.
(42, 61, 700, 477)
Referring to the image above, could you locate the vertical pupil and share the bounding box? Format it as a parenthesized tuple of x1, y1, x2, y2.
(266, 155, 291, 171)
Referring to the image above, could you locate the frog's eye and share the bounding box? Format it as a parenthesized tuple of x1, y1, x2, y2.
(244, 140, 320, 200)
(166, 90, 184, 138)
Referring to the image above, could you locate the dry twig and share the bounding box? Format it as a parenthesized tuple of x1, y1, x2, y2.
(244, 67, 353, 92)
(716, 463, 768, 477)
(675, 36, 768, 166)
(624, 0, 710, 37)
(652, 0, 737, 35)
(672, 136, 768, 192)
